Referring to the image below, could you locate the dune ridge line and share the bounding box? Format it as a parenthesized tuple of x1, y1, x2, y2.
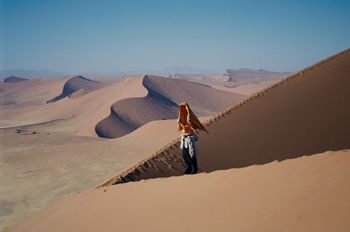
(97, 48, 350, 188)
(95, 75, 177, 138)
(95, 74, 245, 138)
(204, 48, 350, 126)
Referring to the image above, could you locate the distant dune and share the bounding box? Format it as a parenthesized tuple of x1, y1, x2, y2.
(0, 76, 71, 110)
(171, 69, 293, 95)
(96, 75, 246, 138)
(3, 76, 29, 83)
(99, 48, 350, 186)
(0, 76, 147, 136)
(220, 68, 293, 81)
(1, 74, 246, 138)
(46, 75, 107, 103)
(209, 69, 293, 86)
(0, 75, 106, 109)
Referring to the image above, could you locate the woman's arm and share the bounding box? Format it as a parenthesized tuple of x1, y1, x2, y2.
(177, 117, 182, 131)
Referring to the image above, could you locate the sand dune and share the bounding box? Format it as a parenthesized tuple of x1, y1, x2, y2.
(3, 49, 350, 231)
(219, 68, 293, 81)
(0, 76, 71, 110)
(1, 74, 244, 227)
(5, 149, 350, 232)
(0, 75, 105, 110)
(143, 75, 241, 114)
(95, 75, 246, 138)
(171, 69, 293, 95)
(95, 87, 178, 138)
(67, 89, 93, 99)
(1, 75, 245, 138)
(99, 48, 350, 186)
(46, 75, 107, 103)
(0, 76, 147, 135)
(2, 76, 29, 83)
(1, 118, 184, 229)
(207, 68, 292, 84)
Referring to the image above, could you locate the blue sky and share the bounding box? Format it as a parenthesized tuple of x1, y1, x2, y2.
(2, 0, 350, 75)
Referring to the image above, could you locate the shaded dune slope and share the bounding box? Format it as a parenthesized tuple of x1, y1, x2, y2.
(95, 75, 246, 138)
(46, 75, 107, 103)
(99, 48, 350, 187)
(95, 88, 178, 138)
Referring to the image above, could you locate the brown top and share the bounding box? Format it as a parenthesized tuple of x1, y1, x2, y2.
(178, 119, 195, 135)
(178, 102, 209, 135)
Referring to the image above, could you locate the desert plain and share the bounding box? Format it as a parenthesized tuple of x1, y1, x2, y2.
(1, 48, 350, 231)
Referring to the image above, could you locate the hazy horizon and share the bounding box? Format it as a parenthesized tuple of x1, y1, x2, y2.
(2, 0, 349, 74)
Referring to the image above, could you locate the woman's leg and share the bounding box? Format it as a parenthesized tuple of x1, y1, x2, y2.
(182, 148, 192, 174)
(190, 155, 198, 174)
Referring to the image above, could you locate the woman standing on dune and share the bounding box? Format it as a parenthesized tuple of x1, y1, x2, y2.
(178, 102, 208, 175)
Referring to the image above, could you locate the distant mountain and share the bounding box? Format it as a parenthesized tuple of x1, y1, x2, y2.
(82, 71, 125, 76)
(161, 66, 217, 74)
(1, 69, 68, 77)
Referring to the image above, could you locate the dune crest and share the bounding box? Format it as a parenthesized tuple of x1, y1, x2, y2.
(95, 75, 246, 138)
(98, 48, 350, 187)
(46, 75, 107, 103)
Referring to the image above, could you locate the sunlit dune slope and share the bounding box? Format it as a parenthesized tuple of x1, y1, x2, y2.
(67, 89, 93, 99)
(5, 149, 350, 232)
(1, 118, 184, 229)
(100, 48, 350, 186)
